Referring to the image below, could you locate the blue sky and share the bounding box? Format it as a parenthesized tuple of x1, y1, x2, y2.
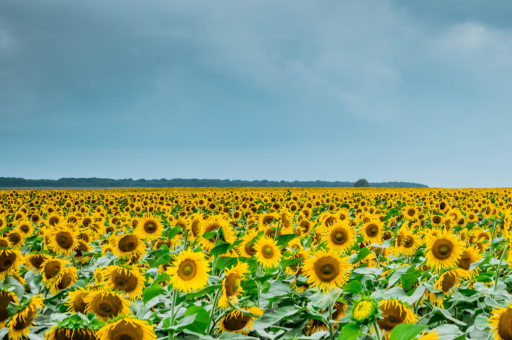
(1, 0, 512, 188)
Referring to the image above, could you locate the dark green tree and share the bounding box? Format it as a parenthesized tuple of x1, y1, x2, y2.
(354, 179, 370, 187)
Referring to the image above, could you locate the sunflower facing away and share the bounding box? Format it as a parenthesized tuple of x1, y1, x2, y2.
(45, 326, 96, 340)
(25, 254, 50, 271)
(216, 307, 263, 335)
(254, 237, 282, 268)
(97, 315, 156, 340)
(7, 295, 45, 340)
(425, 229, 464, 271)
(0, 289, 19, 328)
(303, 248, 351, 293)
(84, 289, 131, 321)
(351, 297, 380, 325)
(218, 262, 249, 308)
(166, 249, 210, 292)
(105, 265, 145, 300)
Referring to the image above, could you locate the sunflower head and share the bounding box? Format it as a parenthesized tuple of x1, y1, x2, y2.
(66, 287, 90, 314)
(97, 315, 156, 340)
(167, 249, 210, 293)
(254, 237, 282, 268)
(0, 289, 19, 327)
(105, 266, 145, 300)
(8, 295, 45, 340)
(324, 222, 355, 253)
(139, 215, 163, 240)
(48, 225, 80, 256)
(351, 297, 380, 324)
(217, 307, 263, 335)
(0, 249, 23, 281)
(425, 229, 464, 271)
(84, 290, 131, 321)
(113, 232, 146, 259)
(218, 262, 248, 308)
(303, 248, 351, 293)
(377, 299, 418, 338)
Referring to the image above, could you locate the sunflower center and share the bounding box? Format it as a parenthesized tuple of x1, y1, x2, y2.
(377, 304, 406, 331)
(440, 271, 457, 293)
(178, 259, 197, 281)
(119, 235, 139, 252)
(245, 243, 257, 256)
(432, 239, 454, 260)
(314, 256, 340, 282)
(223, 312, 251, 331)
(367, 224, 379, 237)
(100, 302, 112, 313)
(458, 254, 472, 270)
(498, 308, 512, 340)
(262, 245, 274, 258)
(335, 232, 344, 241)
(183, 265, 192, 276)
(145, 222, 156, 233)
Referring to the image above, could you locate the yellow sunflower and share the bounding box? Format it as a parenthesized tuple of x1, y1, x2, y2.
(51, 266, 78, 294)
(489, 304, 512, 340)
(323, 221, 356, 253)
(97, 315, 156, 340)
(138, 215, 163, 240)
(66, 287, 89, 314)
(25, 254, 50, 271)
(434, 269, 463, 296)
(47, 225, 80, 256)
(167, 249, 210, 292)
(377, 299, 418, 339)
(7, 295, 45, 340)
(239, 229, 261, 258)
(361, 220, 383, 245)
(40, 258, 70, 289)
(84, 290, 131, 321)
(0, 290, 19, 328)
(425, 229, 464, 271)
(254, 237, 282, 268)
(218, 262, 249, 309)
(104, 266, 145, 300)
(45, 327, 96, 340)
(112, 231, 146, 259)
(0, 249, 23, 280)
(6, 229, 26, 249)
(457, 245, 481, 278)
(200, 216, 235, 251)
(303, 248, 351, 293)
(216, 307, 263, 335)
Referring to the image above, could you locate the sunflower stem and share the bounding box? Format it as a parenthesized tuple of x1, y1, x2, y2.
(494, 243, 508, 291)
(169, 288, 178, 340)
(208, 289, 221, 335)
(273, 221, 280, 240)
(327, 303, 334, 340)
(373, 321, 381, 340)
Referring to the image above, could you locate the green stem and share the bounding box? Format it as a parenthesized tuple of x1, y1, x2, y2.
(494, 244, 508, 291)
(373, 321, 381, 340)
(273, 221, 280, 240)
(328, 304, 334, 340)
(208, 290, 221, 335)
(169, 288, 178, 340)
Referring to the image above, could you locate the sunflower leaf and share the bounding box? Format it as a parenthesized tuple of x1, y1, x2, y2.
(389, 323, 426, 340)
(143, 282, 166, 305)
(337, 323, 362, 340)
(343, 280, 362, 294)
(276, 234, 296, 248)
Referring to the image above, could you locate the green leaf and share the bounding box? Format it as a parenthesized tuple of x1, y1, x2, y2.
(143, 282, 166, 304)
(210, 243, 231, 256)
(337, 323, 362, 340)
(279, 257, 303, 269)
(167, 226, 182, 239)
(247, 231, 264, 246)
(389, 324, 426, 340)
(343, 280, 362, 294)
(202, 231, 217, 240)
(216, 256, 239, 271)
(153, 254, 171, 268)
(182, 306, 210, 334)
(355, 247, 371, 262)
(276, 234, 296, 248)
(310, 290, 340, 310)
(401, 273, 419, 291)
(180, 284, 222, 303)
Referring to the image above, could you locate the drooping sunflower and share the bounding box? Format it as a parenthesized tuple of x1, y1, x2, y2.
(418, 330, 440, 340)
(66, 287, 90, 314)
(218, 262, 249, 308)
(45, 326, 97, 340)
(323, 221, 356, 253)
(351, 297, 380, 325)
(167, 249, 210, 292)
(0, 289, 19, 328)
(216, 307, 263, 335)
(84, 290, 131, 321)
(187, 213, 203, 241)
(51, 266, 78, 294)
(40, 258, 70, 288)
(112, 231, 146, 259)
(425, 229, 464, 271)
(303, 248, 351, 293)
(489, 304, 512, 340)
(0, 236, 10, 248)
(361, 220, 383, 245)
(104, 266, 145, 300)
(434, 269, 462, 296)
(97, 315, 156, 340)
(457, 245, 481, 278)
(254, 237, 282, 268)
(48, 225, 80, 256)
(7, 295, 45, 340)
(377, 299, 418, 339)
(239, 229, 261, 258)
(138, 215, 163, 240)
(94, 267, 105, 284)
(0, 249, 23, 280)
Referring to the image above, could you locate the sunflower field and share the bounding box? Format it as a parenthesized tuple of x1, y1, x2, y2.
(0, 188, 511, 340)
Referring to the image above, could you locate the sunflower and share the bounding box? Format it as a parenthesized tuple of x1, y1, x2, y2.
(48, 225, 80, 256)
(187, 213, 203, 240)
(85, 290, 131, 321)
(66, 287, 90, 314)
(104, 266, 145, 300)
(45, 327, 96, 340)
(323, 221, 356, 253)
(377, 299, 418, 339)
(7, 295, 45, 340)
(51, 267, 78, 294)
(303, 248, 351, 293)
(351, 297, 380, 324)
(361, 220, 383, 245)
(239, 229, 261, 258)
(218, 262, 249, 308)
(25, 254, 50, 271)
(0, 237, 9, 248)
(40, 258, 70, 288)
(457, 245, 481, 278)
(254, 237, 282, 268)
(97, 315, 156, 340)
(0, 249, 23, 280)
(489, 304, 512, 340)
(46, 213, 62, 227)
(200, 216, 235, 251)
(0, 289, 19, 328)
(430, 215, 444, 227)
(15, 220, 33, 237)
(425, 229, 464, 271)
(112, 232, 146, 259)
(285, 249, 308, 277)
(397, 230, 421, 256)
(167, 249, 210, 292)
(138, 215, 163, 240)
(6, 229, 26, 249)
(418, 330, 440, 340)
(434, 269, 462, 296)
(216, 307, 263, 335)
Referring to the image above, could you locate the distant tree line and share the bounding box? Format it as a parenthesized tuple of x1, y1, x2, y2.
(0, 177, 428, 188)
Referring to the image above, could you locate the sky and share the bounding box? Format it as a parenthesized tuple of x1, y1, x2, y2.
(1, 0, 512, 188)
